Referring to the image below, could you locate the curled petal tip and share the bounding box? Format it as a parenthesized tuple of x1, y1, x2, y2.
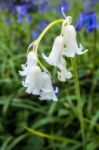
(77, 49, 88, 55)
(19, 70, 26, 76)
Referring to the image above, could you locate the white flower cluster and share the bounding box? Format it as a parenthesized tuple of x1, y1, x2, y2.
(43, 16, 88, 82)
(19, 51, 58, 101)
(19, 16, 88, 101)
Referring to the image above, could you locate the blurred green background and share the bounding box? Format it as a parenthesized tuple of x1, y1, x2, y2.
(0, 0, 99, 150)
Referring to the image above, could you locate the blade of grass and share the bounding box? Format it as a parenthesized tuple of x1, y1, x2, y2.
(23, 125, 81, 145)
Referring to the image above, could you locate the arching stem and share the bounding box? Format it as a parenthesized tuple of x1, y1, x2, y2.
(33, 19, 64, 69)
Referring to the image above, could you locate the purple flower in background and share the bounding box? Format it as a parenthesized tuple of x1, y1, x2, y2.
(58, 1, 69, 17)
(17, 14, 24, 23)
(0, 1, 7, 10)
(25, 14, 32, 23)
(32, 0, 39, 6)
(75, 11, 98, 32)
(10, 5, 16, 13)
(16, 5, 27, 16)
(39, 1, 47, 13)
(75, 13, 85, 30)
(5, 17, 12, 24)
(32, 30, 39, 39)
(86, 12, 98, 32)
(39, 20, 49, 31)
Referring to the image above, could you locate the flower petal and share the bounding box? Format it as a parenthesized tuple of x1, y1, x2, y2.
(63, 25, 88, 57)
(40, 71, 58, 101)
(42, 35, 64, 67)
(57, 69, 72, 82)
(19, 70, 26, 76)
(76, 44, 88, 55)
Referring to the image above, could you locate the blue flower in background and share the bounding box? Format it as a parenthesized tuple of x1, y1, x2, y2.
(58, 1, 69, 17)
(25, 14, 32, 23)
(75, 13, 85, 30)
(0, 1, 7, 10)
(5, 17, 12, 24)
(39, 20, 49, 31)
(39, 1, 47, 13)
(32, 0, 39, 6)
(86, 12, 98, 32)
(15, 5, 27, 16)
(32, 30, 39, 39)
(10, 4, 16, 13)
(75, 11, 98, 32)
(17, 14, 24, 23)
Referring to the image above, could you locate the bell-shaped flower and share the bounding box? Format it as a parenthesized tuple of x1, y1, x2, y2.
(39, 71, 58, 101)
(19, 51, 38, 76)
(62, 25, 88, 57)
(42, 35, 64, 67)
(19, 51, 42, 95)
(42, 35, 72, 82)
(19, 51, 57, 101)
(21, 66, 42, 95)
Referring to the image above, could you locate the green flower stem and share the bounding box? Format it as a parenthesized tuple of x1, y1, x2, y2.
(35, 19, 64, 53)
(71, 57, 86, 149)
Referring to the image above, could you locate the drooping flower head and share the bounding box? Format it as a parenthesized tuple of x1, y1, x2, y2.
(40, 71, 58, 101)
(42, 35, 72, 82)
(23, 66, 42, 95)
(19, 51, 38, 76)
(62, 16, 88, 57)
(19, 51, 57, 101)
(42, 35, 64, 67)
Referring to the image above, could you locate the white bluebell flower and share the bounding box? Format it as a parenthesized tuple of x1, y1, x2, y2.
(42, 35, 72, 82)
(42, 35, 64, 67)
(19, 51, 57, 101)
(39, 71, 58, 101)
(22, 66, 42, 95)
(19, 51, 38, 76)
(19, 51, 42, 95)
(62, 24, 88, 57)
